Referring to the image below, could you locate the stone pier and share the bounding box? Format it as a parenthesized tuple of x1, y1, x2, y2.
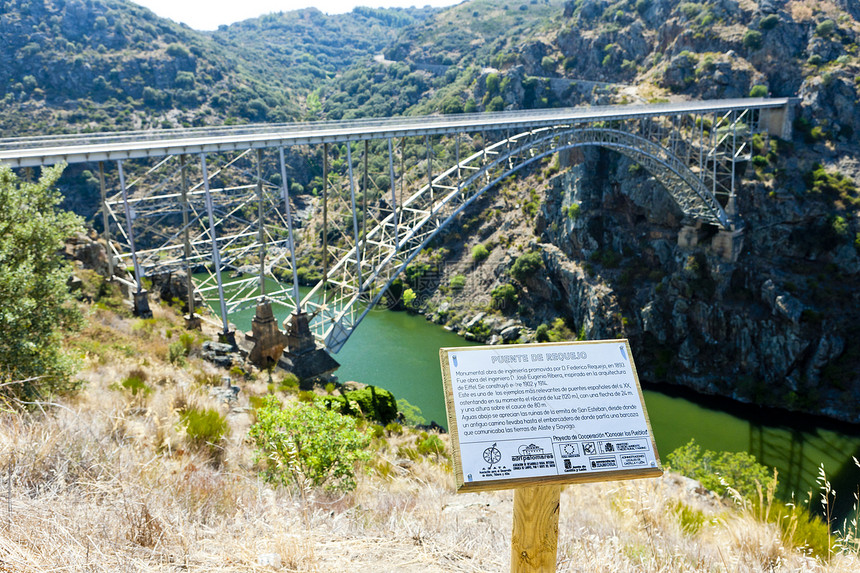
(677, 222, 704, 249)
(712, 227, 745, 263)
(678, 222, 744, 262)
(133, 290, 152, 318)
(246, 299, 288, 367)
(279, 312, 340, 383)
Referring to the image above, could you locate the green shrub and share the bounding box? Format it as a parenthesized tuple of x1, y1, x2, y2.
(535, 323, 550, 342)
(114, 368, 152, 398)
(805, 165, 857, 200)
(567, 203, 581, 220)
(666, 439, 774, 500)
(182, 407, 229, 452)
(344, 386, 398, 424)
(510, 251, 543, 281)
(535, 318, 575, 343)
(280, 372, 300, 391)
(815, 19, 836, 38)
(679, 2, 702, 19)
(298, 390, 316, 402)
(485, 96, 505, 112)
(751, 155, 768, 168)
(396, 398, 426, 426)
(671, 500, 706, 535)
(472, 244, 490, 262)
(417, 434, 446, 458)
(749, 84, 768, 98)
(590, 248, 623, 268)
(760, 14, 779, 30)
(168, 341, 188, 365)
(831, 215, 849, 238)
(449, 274, 466, 289)
(249, 395, 371, 492)
(402, 287, 417, 308)
(491, 283, 518, 309)
(166, 43, 191, 58)
(743, 30, 763, 50)
(522, 200, 539, 217)
(758, 496, 834, 557)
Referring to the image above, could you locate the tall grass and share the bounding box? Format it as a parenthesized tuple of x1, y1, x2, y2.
(1, 302, 859, 571)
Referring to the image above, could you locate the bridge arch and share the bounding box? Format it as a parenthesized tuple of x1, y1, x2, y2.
(312, 124, 735, 351)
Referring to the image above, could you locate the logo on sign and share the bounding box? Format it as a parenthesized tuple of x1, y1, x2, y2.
(483, 443, 502, 468)
(559, 443, 579, 458)
(518, 443, 544, 456)
(590, 457, 618, 470)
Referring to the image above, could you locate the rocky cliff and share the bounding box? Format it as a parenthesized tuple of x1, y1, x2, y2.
(407, 140, 860, 423)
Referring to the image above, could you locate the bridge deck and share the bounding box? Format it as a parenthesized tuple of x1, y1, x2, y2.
(0, 98, 791, 168)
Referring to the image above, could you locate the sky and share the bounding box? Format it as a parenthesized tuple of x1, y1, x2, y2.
(130, 1, 462, 31)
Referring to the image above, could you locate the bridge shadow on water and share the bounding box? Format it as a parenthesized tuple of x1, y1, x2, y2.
(642, 380, 860, 523)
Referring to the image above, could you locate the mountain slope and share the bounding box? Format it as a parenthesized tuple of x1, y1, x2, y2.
(209, 6, 436, 106)
(2, 0, 860, 421)
(0, 1, 431, 133)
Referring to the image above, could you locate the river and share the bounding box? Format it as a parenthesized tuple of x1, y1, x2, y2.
(220, 288, 860, 521)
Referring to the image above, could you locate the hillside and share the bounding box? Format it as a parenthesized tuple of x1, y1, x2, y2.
(5, 2, 860, 569)
(1, 286, 856, 571)
(0, 0, 427, 133)
(2, 0, 860, 420)
(209, 5, 436, 118)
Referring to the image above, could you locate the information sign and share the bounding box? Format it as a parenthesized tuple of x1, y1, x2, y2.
(440, 339, 662, 492)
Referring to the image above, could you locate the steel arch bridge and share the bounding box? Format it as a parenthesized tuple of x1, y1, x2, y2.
(0, 97, 793, 354)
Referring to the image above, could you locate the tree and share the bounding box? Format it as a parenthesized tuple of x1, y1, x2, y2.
(0, 164, 84, 401)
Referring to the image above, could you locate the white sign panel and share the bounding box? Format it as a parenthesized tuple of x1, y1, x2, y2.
(440, 340, 661, 492)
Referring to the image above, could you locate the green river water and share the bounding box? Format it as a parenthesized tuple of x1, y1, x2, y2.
(219, 287, 860, 520)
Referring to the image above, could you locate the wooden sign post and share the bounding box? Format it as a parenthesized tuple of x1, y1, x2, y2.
(440, 340, 662, 572)
(511, 484, 561, 572)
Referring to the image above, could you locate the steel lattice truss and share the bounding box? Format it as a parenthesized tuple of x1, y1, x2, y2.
(105, 149, 302, 330)
(301, 108, 760, 351)
(0, 99, 789, 352)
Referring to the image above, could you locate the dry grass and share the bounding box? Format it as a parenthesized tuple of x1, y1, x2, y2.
(2, 302, 860, 571)
(787, 0, 846, 23)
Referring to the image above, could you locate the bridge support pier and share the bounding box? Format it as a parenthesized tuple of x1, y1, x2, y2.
(285, 312, 317, 356)
(133, 290, 152, 318)
(760, 105, 794, 140)
(184, 314, 202, 330)
(678, 222, 704, 249)
(247, 299, 288, 367)
(279, 312, 340, 383)
(712, 227, 745, 263)
(678, 222, 745, 262)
